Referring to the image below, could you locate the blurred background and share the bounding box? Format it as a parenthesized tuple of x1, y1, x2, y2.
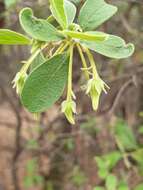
(0, 0, 143, 189)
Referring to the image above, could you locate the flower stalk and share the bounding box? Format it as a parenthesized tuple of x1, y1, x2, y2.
(76, 43, 90, 80)
(54, 41, 70, 56)
(67, 43, 74, 101)
(62, 43, 77, 124)
(83, 47, 109, 110)
(85, 47, 99, 79)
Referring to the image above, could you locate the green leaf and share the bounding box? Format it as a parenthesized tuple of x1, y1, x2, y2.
(95, 151, 122, 170)
(64, 0, 76, 25)
(21, 54, 69, 113)
(69, 0, 81, 5)
(138, 126, 143, 134)
(4, 0, 17, 8)
(46, 182, 54, 190)
(64, 139, 75, 150)
(118, 185, 129, 190)
(104, 151, 122, 169)
(81, 32, 135, 59)
(49, 0, 77, 27)
(118, 181, 129, 190)
(26, 139, 39, 149)
(105, 174, 117, 190)
(78, 0, 117, 31)
(93, 187, 104, 190)
(50, 0, 67, 29)
(71, 166, 87, 187)
(63, 30, 107, 41)
(30, 52, 46, 72)
(19, 8, 63, 42)
(26, 159, 37, 174)
(95, 151, 122, 179)
(114, 119, 138, 150)
(131, 148, 143, 166)
(24, 176, 35, 188)
(98, 168, 108, 179)
(34, 175, 44, 185)
(0, 29, 31, 45)
(134, 184, 143, 190)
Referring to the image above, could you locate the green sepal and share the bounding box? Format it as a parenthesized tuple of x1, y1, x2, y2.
(86, 77, 108, 110)
(61, 100, 76, 124)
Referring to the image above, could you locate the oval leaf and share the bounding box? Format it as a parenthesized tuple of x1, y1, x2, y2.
(50, 0, 67, 29)
(81, 32, 135, 59)
(0, 29, 31, 45)
(78, 0, 117, 31)
(19, 8, 63, 42)
(64, 0, 76, 25)
(30, 52, 46, 72)
(21, 54, 69, 113)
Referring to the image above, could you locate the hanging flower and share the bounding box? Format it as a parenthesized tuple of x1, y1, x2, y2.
(61, 100, 77, 125)
(86, 77, 109, 110)
(12, 72, 28, 94)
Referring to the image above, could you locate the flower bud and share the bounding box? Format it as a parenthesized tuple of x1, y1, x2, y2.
(12, 72, 28, 94)
(86, 77, 109, 110)
(61, 100, 77, 125)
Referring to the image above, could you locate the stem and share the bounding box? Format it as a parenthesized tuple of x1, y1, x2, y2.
(76, 44, 90, 80)
(21, 43, 47, 73)
(85, 47, 99, 78)
(67, 43, 74, 101)
(58, 41, 70, 54)
(53, 41, 70, 56)
(53, 42, 68, 56)
(54, 42, 65, 55)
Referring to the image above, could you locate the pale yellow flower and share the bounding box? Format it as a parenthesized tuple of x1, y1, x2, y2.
(12, 72, 27, 94)
(86, 77, 109, 110)
(61, 100, 77, 125)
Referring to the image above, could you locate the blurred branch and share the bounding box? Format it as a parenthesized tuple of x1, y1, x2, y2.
(108, 78, 134, 115)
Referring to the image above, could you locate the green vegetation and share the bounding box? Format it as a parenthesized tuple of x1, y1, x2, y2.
(0, 0, 134, 124)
